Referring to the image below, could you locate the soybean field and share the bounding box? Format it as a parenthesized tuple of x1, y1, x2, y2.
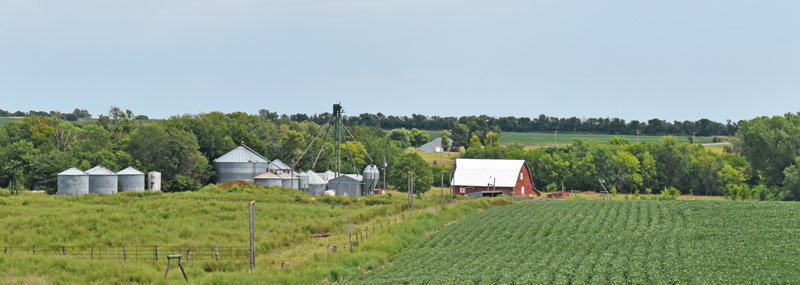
(355, 201, 800, 284)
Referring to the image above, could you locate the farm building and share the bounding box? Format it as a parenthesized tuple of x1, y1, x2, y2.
(268, 159, 292, 173)
(421, 138, 443, 153)
(214, 143, 270, 183)
(451, 159, 540, 197)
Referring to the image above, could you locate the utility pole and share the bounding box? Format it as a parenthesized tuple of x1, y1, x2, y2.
(407, 172, 414, 210)
(440, 171, 445, 205)
(333, 103, 343, 177)
(693, 132, 697, 144)
(554, 130, 558, 146)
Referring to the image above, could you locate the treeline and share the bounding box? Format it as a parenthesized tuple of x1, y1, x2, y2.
(0, 108, 92, 121)
(285, 111, 737, 136)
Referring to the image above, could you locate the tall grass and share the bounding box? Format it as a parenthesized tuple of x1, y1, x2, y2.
(0, 183, 497, 283)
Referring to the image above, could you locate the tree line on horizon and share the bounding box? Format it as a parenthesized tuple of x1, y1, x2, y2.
(3, 107, 735, 136)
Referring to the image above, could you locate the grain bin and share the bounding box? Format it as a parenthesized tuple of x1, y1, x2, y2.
(254, 172, 282, 187)
(306, 170, 327, 196)
(297, 171, 309, 192)
(57, 167, 88, 196)
(147, 171, 161, 191)
(280, 172, 299, 189)
(118, 166, 145, 192)
(86, 166, 118, 194)
(213, 143, 269, 183)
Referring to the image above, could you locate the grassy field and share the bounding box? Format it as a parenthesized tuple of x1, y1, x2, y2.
(354, 200, 800, 284)
(0, 117, 21, 128)
(0, 184, 497, 283)
(424, 130, 721, 146)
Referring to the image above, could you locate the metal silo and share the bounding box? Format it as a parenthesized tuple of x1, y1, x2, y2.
(297, 172, 309, 192)
(329, 174, 363, 197)
(306, 170, 327, 196)
(363, 165, 377, 195)
(118, 166, 145, 192)
(213, 144, 270, 183)
(147, 171, 161, 191)
(57, 167, 89, 196)
(86, 166, 118, 194)
(254, 172, 282, 187)
(280, 172, 299, 189)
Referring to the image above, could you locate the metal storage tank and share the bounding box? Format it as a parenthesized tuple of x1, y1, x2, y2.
(86, 166, 118, 194)
(319, 170, 336, 182)
(328, 174, 363, 197)
(306, 171, 328, 196)
(254, 172, 282, 187)
(148, 171, 161, 191)
(57, 168, 89, 196)
(297, 172, 309, 192)
(213, 143, 270, 183)
(371, 165, 380, 191)
(118, 166, 145, 192)
(280, 172, 299, 189)
(363, 165, 380, 195)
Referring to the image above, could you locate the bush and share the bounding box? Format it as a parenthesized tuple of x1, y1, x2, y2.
(546, 183, 558, 192)
(163, 175, 202, 192)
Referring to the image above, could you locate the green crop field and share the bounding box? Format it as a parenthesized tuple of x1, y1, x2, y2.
(0, 117, 21, 128)
(355, 201, 800, 284)
(0, 185, 496, 283)
(424, 130, 719, 146)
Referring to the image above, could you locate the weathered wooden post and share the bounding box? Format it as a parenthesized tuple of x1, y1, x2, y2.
(155, 245, 159, 262)
(215, 243, 219, 262)
(62, 246, 66, 256)
(249, 200, 256, 274)
(4, 244, 7, 254)
(185, 243, 191, 264)
(123, 246, 127, 261)
(91, 246, 94, 259)
(408, 172, 414, 210)
(32, 245, 36, 255)
(349, 233, 353, 253)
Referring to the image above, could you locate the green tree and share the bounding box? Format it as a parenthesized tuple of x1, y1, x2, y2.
(440, 130, 451, 151)
(0, 140, 40, 189)
(780, 157, 800, 200)
(484, 132, 500, 148)
(410, 128, 430, 148)
(611, 150, 642, 192)
(469, 135, 483, 149)
(127, 124, 210, 189)
(737, 113, 800, 186)
(450, 123, 470, 150)
(387, 128, 411, 148)
(389, 152, 433, 194)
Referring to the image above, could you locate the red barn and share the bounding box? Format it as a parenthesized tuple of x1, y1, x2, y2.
(451, 159, 540, 197)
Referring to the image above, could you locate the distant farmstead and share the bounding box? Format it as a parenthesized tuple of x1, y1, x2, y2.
(451, 158, 540, 197)
(421, 138, 443, 153)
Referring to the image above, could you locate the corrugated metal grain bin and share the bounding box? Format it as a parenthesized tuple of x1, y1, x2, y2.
(254, 172, 282, 187)
(147, 171, 161, 191)
(86, 166, 118, 194)
(280, 172, 299, 189)
(297, 171, 309, 191)
(118, 166, 145, 192)
(306, 170, 327, 196)
(57, 167, 89, 196)
(214, 144, 270, 183)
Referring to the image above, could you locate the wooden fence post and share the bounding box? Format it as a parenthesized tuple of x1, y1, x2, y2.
(62, 246, 66, 256)
(32, 245, 35, 255)
(123, 246, 127, 261)
(3, 244, 6, 254)
(249, 200, 256, 274)
(155, 245, 158, 262)
(91, 246, 94, 259)
(349, 233, 353, 253)
(186, 243, 191, 264)
(215, 243, 219, 262)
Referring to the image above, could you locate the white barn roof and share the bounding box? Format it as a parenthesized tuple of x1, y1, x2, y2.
(452, 159, 526, 187)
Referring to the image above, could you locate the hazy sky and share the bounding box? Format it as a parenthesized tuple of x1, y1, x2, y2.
(1, 1, 798, 122)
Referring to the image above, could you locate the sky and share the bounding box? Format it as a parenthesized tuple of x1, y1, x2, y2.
(1, 0, 798, 122)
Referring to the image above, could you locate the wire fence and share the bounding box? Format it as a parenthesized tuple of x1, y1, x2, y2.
(2, 244, 249, 264)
